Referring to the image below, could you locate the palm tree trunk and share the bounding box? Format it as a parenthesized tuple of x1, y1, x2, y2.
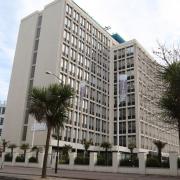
(24, 150, 26, 161)
(36, 150, 39, 161)
(42, 126, 51, 178)
(11, 148, 14, 159)
(55, 129, 60, 174)
(158, 148, 161, 164)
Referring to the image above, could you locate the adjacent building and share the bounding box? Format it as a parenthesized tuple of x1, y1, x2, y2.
(0, 101, 6, 137)
(3, 0, 179, 154)
(111, 40, 179, 153)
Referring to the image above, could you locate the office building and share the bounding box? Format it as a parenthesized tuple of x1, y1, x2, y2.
(3, 0, 179, 154)
(0, 101, 6, 137)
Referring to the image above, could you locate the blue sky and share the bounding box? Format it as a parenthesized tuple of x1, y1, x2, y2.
(0, 0, 180, 101)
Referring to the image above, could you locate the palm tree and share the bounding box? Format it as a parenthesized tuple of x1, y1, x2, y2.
(2, 139, 9, 152)
(29, 83, 74, 178)
(154, 44, 180, 147)
(101, 142, 112, 166)
(61, 145, 72, 163)
(153, 140, 166, 164)
(82, 139, 93, 158)
(128, 143, 136, 166)
(20, 143, 29, 160)
(31, 146, 42, 161)
(62, 145, 72, 155)
(8, 144, 17, 158)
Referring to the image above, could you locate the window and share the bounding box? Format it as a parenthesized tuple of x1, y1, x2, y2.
(66, 4, 72, 15)
(34, 40, 39, 51)
(128, 107, 135, 119)
(0, 118, 3, 125)
(128, 121, 136, 133)
(62, 44, 69, 57)
(119, 136, 126, 147)
(0, 129, 2, 136)
(72, 23, 78, 34)
(32, 52, 37, 65)
(2, 107, 5, 114)
(119, 108, 126, 120)
(127, 94, 135, 105)
(64, 17, 71, 29)
(63, 30, 70, 42)
(126, 46, 134, 56)
(119, 122, 126, 134)
(37, 15, 42, 26)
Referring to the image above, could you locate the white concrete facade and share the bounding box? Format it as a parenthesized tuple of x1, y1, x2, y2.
(3, 0, 179, 154)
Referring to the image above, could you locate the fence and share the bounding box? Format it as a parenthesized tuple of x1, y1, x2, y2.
(1, 151, 180, 176)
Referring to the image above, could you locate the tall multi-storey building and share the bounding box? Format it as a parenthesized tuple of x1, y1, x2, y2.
(0, 101, 6, 137)
(3, 0, 179, 154)
(111, 40, 179, 153)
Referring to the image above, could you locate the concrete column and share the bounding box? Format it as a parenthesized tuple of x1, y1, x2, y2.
(169, 152, 178, 176)
(1, 152, 5, 163)
(138, 152, 147, 174)
(25, 152, 30, 166)
(12, 153, 18, 166)
(90, 152, 97, 171)
(69, 152, 77, 169)
(113, 152, 121, 172)
(38, 152, 45, 168)
(51, 153, 56, 168)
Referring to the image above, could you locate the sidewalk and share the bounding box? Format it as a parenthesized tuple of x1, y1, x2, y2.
(0, 166, 180, 180)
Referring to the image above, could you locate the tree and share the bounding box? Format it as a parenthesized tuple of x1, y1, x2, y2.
(82, 139, 93, 158)
(153, 140, 166, 164)
(8, 144, 17, 158)
(128, 143, 136, 166)
(153, 43, 180, 147)
(61, 144, 72, 162)
(101, 142, 112, 165)
(29, 83, 74, 178)
(31, 146, 42, 161)
(20, 143, 29, 159)
(2, 139, 9, 152)
(62, 144, 72, 155)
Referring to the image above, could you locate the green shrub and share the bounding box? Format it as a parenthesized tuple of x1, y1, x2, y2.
(59, 158, 69, 164)
(161, 160, 169, 168)
(29, 156, 38, 163)
(16, 155, 25, 162)
(178, 158, 180, 168)
(75, 156, 89, 165)
(120, 157, 139, 167)
(146, 157, 161, 167)
(96, 153, 112, 166)
(4, 153, 12, 162)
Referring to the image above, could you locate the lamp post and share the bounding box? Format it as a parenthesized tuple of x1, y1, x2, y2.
(45, 71, 62, 174)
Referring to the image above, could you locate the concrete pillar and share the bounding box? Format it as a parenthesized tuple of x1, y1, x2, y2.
(113, 152, 121, 172)
(69, 152, 77, 169)
(51, 153, 56, 169)
(25, 152, 30, 166)
(90, 152, 97, 171)
(38, 152, 45, 168)
(12, 153, 18, 166)
(138, 152, 147, 174)
(169, 152, 178, 176)
(1, 152, 5, 163)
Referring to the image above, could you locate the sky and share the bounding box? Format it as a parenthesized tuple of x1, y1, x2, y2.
(0, 0, 180, 102)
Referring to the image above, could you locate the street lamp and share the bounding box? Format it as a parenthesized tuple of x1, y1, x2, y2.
(45, 71, 62, 83)
(45, 70, 62, 174)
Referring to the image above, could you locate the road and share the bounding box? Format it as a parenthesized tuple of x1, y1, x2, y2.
(0, 166, 179, 180)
